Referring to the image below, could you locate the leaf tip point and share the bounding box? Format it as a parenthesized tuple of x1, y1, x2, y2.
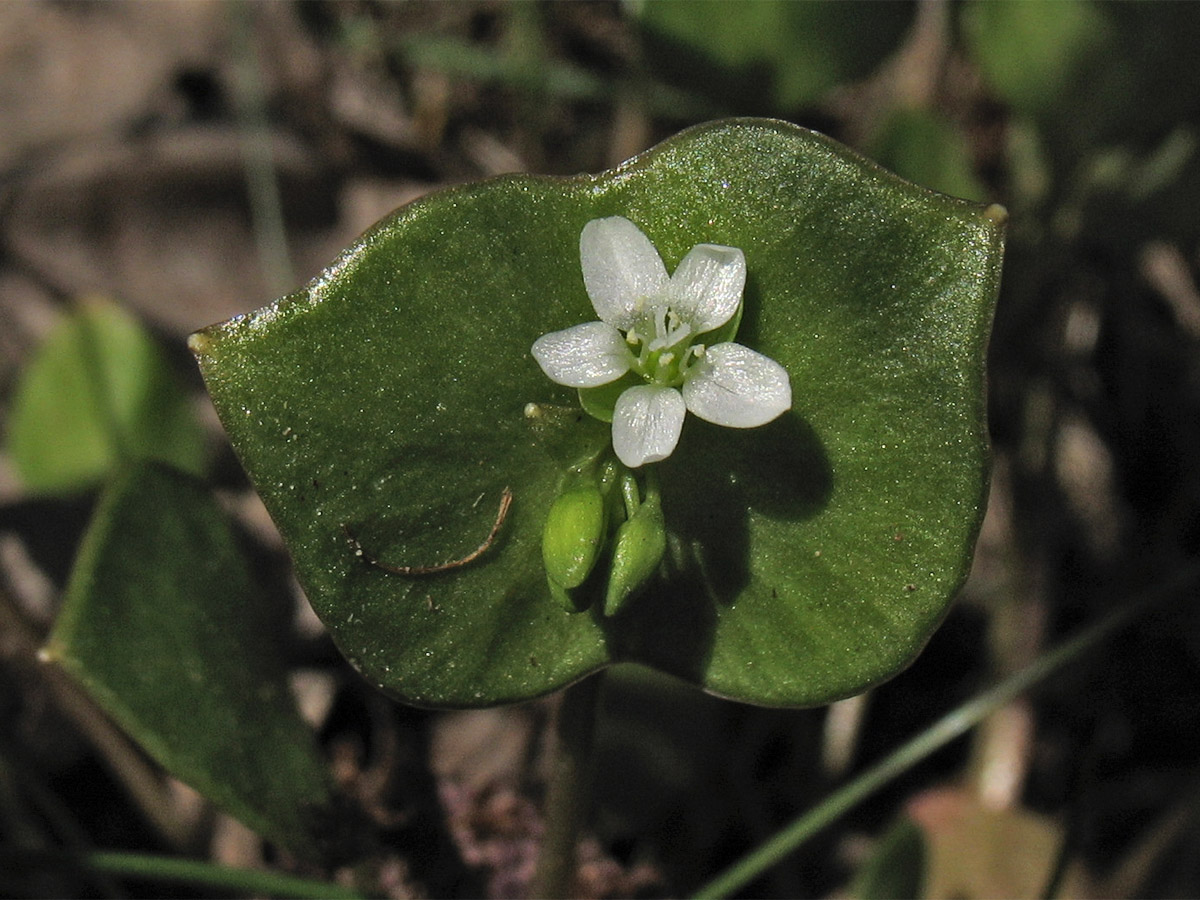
(35, 644, 59, 665)
(187, 330, 213, 357)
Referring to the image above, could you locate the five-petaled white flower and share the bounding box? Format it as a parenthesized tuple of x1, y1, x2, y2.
(532, 216, 791, 467)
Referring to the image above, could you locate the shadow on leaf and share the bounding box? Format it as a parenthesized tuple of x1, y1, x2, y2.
(611, 410, 832, 681)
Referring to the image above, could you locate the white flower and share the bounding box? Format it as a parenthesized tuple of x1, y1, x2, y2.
(532, 216, 791, 467)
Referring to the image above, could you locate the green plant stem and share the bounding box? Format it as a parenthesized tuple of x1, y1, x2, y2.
(530, 672, 604, 899)
(229, 0, 294, 297)
(692, 565, 1200, 900)
(0, 846, 364, 900)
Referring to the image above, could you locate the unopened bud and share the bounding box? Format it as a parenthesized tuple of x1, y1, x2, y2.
(604, 489, 666, 616)
(542, 487, 606, 594)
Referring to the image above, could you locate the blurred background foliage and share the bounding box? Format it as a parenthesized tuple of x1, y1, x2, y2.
(2, 1, 1200, 897)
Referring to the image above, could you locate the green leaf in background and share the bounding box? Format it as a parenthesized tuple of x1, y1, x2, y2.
(192, 119, 1005, 708)
(637, 1, 912, 113)
(850, 816, 926, 900)
(870, 109, 987, 202)
(6, 297, 207, 494)
(960, 0, 1108, 118)
(42, 463, 340, 858)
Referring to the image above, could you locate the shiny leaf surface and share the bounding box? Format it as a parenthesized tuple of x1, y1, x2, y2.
(192, 119, 1004, 708)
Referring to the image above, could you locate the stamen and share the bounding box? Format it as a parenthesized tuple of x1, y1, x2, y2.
(666, 322, 692, 347)
(647, 306, 669, 351)
(681, 344, 706, 373)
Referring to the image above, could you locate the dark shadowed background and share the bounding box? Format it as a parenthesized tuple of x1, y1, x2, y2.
(3, 2, 1200, 897)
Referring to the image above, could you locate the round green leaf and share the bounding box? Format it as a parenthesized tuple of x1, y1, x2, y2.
(6, 297, 207, 494)
(960, 0, 1109, 118)
(191, 119, 1005, 708)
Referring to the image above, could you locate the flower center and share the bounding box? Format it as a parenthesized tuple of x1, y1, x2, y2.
(626, 302, 704, 387)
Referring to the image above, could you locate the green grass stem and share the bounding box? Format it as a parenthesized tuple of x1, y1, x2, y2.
(0, 846, 366, 899)
(693, 565, 1200, 899)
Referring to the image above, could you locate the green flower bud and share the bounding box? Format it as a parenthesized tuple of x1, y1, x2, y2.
(604, 486, 666, 617)
(542, 487, 606, 593)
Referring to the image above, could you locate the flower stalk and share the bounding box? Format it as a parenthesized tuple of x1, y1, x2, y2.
(530, 672, 604, 899)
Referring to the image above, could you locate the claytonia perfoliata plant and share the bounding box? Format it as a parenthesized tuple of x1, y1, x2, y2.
(532, 216, 792, 467)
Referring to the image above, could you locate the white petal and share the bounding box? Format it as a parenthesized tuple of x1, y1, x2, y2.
(668, 243, 745, 334)
(531, 322, 631, 388)
(612, 385, 686, 468)
(580, 217, 668, 329)
(682, 342, 791, 428)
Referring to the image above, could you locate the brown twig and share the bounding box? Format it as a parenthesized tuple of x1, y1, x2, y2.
(343, 487, 513, 576)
